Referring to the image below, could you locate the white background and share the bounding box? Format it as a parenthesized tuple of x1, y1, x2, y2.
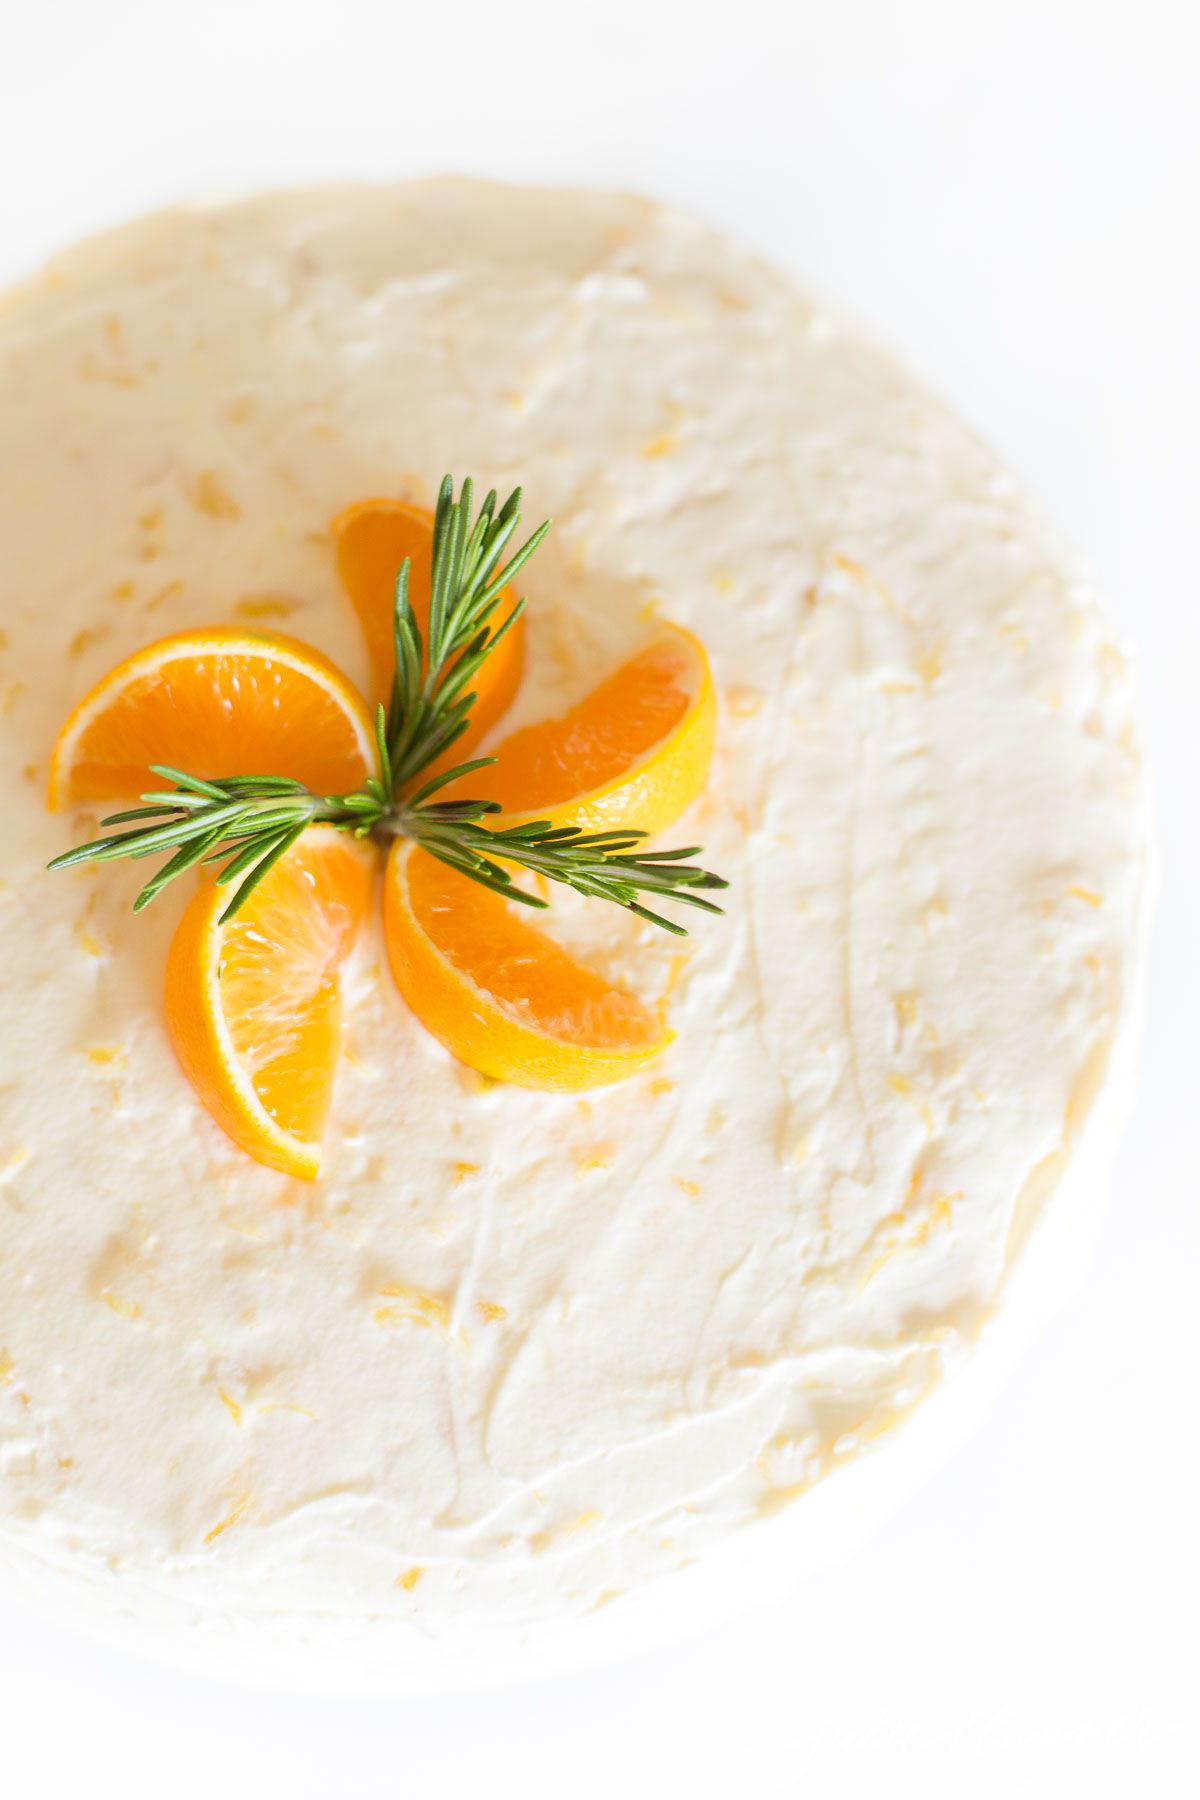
(1, 0, 1197, 1793)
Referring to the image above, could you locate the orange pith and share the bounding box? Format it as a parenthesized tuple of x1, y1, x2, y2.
(48, 628, 375, 809)
(474, 624, 716, 835)
(383, 843, 672, 1091)
(331, 498, 524, 764)
(164, 828, 374, 1179)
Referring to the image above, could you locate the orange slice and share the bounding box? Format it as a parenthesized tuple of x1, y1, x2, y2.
(474, 624, 716, 835)
(164, 827, 374, 1178)
(331, 498, 524, 763)
(49, 628, 375, 809)
(383, 843, 672, 1091)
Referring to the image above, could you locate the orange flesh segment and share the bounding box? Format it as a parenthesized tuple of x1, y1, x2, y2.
(411, 853, 660, 1044)
(50, 629, 374, 807)
(478, 625, 715, 834)
(219, 851, 364, 1139)
(384, 845, 670, 1090)
(331, 498, 524, 763)
(164, 829, 373, 1177)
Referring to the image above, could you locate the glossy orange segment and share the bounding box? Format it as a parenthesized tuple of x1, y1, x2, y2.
(331, 498, 524, 767)
(48, 628, 375, 809)
(473, 624, 716, 835)
(164, 828, 374, 1178)
(383, 843, 672, 1091)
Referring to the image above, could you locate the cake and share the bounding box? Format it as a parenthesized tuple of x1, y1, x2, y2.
(0, 180, 1144, 1685)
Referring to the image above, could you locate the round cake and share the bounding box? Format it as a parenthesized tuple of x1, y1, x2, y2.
(0, 181, 1143, 1682)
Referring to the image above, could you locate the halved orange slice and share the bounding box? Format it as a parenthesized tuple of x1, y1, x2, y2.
(331, 498, 524, 761)
(473, 624, 716, 835)
(383, 843, 672, 1091)
(164, 827, 374, 1178)
(49, 628, 375, 809)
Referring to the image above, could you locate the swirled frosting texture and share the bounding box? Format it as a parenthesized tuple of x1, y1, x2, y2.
(0, 182, 1142, 1666)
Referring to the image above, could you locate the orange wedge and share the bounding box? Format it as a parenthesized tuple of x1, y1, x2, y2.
(164, 828, 374, 1178)
(49, 629, 375, 809)
(331, 498, 524, 760)
(383, 843, 672, 1091)
(474, 624, 716, 835)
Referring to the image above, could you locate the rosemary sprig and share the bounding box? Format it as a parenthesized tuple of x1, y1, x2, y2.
(49, 772, 363, 916)
(385, 474, 549, 794)
(396, 804, 727, 936)
(49, 477, 728, 933)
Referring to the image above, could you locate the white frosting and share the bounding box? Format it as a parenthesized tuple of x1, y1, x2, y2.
(0, 181, 1143, 1684)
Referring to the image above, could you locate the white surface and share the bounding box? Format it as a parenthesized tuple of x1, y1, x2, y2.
(0, 0, 1195, 1793)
